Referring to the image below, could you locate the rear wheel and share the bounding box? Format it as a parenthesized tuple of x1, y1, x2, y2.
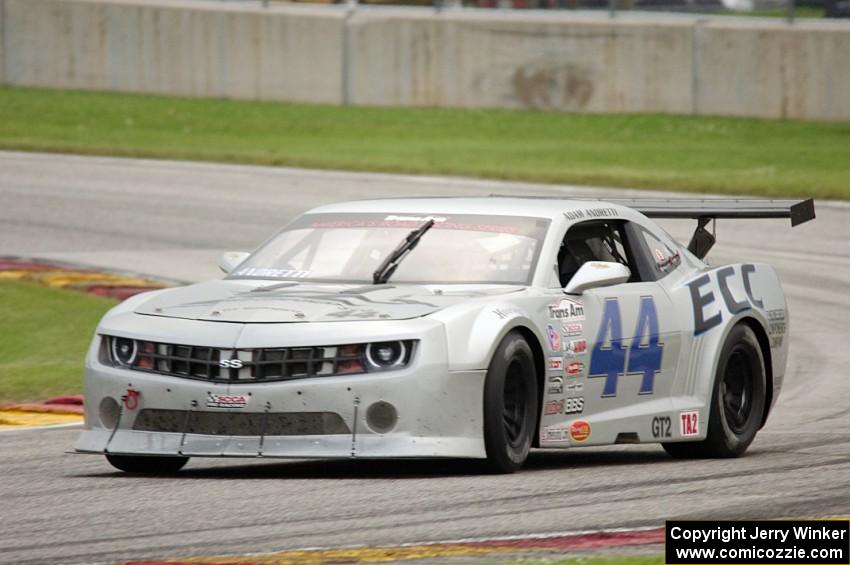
(664, 323, 766, 459)
(482, 331, 538, 473)
(105, 454, 189, 474)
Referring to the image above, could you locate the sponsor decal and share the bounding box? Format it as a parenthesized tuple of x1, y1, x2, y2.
(549, 376, 566, 394)
(123, 388, 140, 411)
(687, 264, 763, 336)
(767, 309, 787, 347)
(547, 357, 564, 372)
(570, 420, 591, 442)
(767, 308, 787, 322)
(679, 410, 699, 437)
(492, 307, 522, 320)
(588, 296, 663, 397)
(206, 394, 248, 409)
(654, 248, 665, 262)
(541, 425, 570, 442)
(566, 380, 584, 392)
(564, 339, 587, 356)
(544, 399, 564, 415)
(548, 298, 586, 323)
(564, 208, 619, 221)
(562, 323, 583, 337)
(384, 214, 447, 223)
(546, 324, 561, 352)
(234, 267, 311, 279)
(566, 361, 585, 376)
(564, 397, 584, 415)
(652, 416, 672, 438)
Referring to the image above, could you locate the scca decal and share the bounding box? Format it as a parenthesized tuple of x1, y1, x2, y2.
(688, 264, 763, 336)
(588, 296, 663, 397)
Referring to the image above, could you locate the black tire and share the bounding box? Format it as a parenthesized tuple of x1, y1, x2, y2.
(482, 331, 538, 473)
(664, 323, 766, 459)
(105, 454, 189, 474)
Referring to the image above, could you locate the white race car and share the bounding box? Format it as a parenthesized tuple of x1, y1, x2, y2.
(74, 197, 815, 473)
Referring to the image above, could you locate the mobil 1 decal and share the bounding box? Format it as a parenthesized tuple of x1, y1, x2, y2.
(688, 263, 763, 336)
(588, 296, 663, 398)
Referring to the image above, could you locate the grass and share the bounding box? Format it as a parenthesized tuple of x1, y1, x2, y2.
(1, 86, 849, 199)
(0, 281, 115, 404)
(738, 6, 825, 17)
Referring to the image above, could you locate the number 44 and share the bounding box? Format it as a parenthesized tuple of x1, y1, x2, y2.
(588, 297, 663, 397)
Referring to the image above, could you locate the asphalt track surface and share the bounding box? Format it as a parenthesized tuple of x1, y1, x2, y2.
(1, 151, 849, 565)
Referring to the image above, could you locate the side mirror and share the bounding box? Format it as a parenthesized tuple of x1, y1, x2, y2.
(218, 251, 250, 274)
(564, 261, 630, 295)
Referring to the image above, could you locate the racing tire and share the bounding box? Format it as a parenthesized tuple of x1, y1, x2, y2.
(482, 331, 538, 474)
(105, 454, 190, 474)
(663, 323, 766, 459)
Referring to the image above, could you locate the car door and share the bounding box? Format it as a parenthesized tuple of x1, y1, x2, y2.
(548, 219, 682, 446)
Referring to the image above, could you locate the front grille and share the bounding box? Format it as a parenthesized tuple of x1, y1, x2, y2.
(106, 340, 367, 382)
(133, 409, 351, 436)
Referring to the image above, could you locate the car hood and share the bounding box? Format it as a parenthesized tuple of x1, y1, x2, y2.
(134, 280, 524, 323)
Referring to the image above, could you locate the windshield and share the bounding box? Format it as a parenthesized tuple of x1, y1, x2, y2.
(230, 213, 550, 285)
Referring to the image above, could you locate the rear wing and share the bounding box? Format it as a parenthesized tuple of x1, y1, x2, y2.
(489, 195, 816, 259)
(600, 198, 815, 259)
(599, 198, 815, 227)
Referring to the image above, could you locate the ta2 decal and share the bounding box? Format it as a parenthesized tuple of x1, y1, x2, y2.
(680, 411, 699, 437)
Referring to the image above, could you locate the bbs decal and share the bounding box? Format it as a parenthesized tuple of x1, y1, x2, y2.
(564, 397, 584, 414)
(588, 296, 663, 397)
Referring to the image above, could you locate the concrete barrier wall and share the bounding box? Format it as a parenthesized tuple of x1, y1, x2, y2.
(0, 0, 6, 85)
(1, 0, 849, 120)
(695, 21, 850, 119)
(347, 13, 695, 114)
(1, 0, 344, 102)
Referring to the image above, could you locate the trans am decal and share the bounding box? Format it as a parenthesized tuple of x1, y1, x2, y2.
(548, 298, 585, 323)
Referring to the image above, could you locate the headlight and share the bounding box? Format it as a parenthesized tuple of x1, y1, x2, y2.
(110, 337, 137, 366)
(365, 341, 408, 370)
(104, 336, 155, 369)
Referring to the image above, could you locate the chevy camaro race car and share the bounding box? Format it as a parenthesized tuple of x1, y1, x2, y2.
(74, 197, 815, 473)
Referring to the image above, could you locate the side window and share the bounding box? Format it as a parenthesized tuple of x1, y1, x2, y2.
(557, 221, 637, 287)
(637, 227, 682, 280)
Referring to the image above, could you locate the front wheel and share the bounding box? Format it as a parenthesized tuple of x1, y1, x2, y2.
(664, 323, 766, 459)
(482, 331, 538, 473)
(105, 454, 189, 474)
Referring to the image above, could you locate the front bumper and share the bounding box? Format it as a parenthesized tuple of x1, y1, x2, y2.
(74, 317, 487, 459)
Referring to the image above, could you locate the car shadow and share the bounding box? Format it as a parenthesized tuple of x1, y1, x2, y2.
(72, 446, 680, 480)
